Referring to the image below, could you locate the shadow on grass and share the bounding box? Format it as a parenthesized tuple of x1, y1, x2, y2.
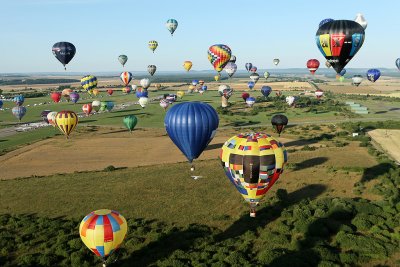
(284, 133, 335, 147)
(204, 143, 224, 151)
(293, 157, 328, 171)
(361, 162, 394, 183)
(223, 121, 261, 127)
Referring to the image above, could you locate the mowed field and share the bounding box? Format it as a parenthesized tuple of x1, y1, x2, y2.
(369, 129, 400, 163)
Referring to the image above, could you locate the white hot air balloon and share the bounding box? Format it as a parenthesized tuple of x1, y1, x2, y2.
(354, 13, 367, 30)
(315, 89, 324, 99)
(352, 75, 363, 87)
(225, 62, 237, 78)
(273, 59, 280, 66)
(131, 84, 138, 92)
(159, 99, 170, 110)
(250, 73, 260, 83)
(140, 78, 151, 90)
(138, 97, 149, 108)
(286, 96, 296, 107)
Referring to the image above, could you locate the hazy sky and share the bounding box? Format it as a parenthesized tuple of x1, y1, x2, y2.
(1, 0, 399, 73)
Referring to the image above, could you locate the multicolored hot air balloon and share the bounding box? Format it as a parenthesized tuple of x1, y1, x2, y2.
(229, 55, 236, 63)
(123, 115, 137, 132)
(207, 44, 232, 72)
(264, 71, 270, 80)
(247, 81, 255, 90)
(225, 62, 237, 78)
(165, 102, 219, 169)
(55, 110, 78, 138)
(41, 110, 51, 123)
(307, 59, 320, 74)
(319, 18, 334, 28)
(261, 86, 272, 97)
(315, 89, 324, 99)
(352, 75, 363, 86)
(271, 114, 288, 136)
(273, 59, 280, 66)
(122, 86, 131, 94)
(160, 99, 170, 111)
(13, 95, 24, 106)
(52, 42, 76, 70)
(82, 104, 92, 116)
(12, 106, 26, 121)
(192, 80, 199, 86)
(218, 85, 233, 100)
(183, 61, 192, 72)
(148, 65, 157, 76)
(118, 55, 128, 67)
(136, 88, 148, 98)
(140, 78, 151, 89)
(220, 132, 287, 217)
(79, 209, 127, 265)
(250, 73, 260, 83)
(51, 92, 62, 103)
(120, 72, 133, 86)
(62, 88, 73, 101)
(245, 63, 252, 72)
(367, 69, 381, 82)
(316, 20, 365, 74)
(81, 75, 98, 93)
(166, 19, 178, 36)
(148, 40, 158, 53)
(47, 111, 57, 127)
(246, 97, 256, 107)
(69, 92, 80, 103)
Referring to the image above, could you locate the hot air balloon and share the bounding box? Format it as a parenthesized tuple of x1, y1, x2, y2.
(160, 99, 170, 111)
(229, 55, 236, 63)
(100, 101, 107, 112)
(202, 85, 208, 91)
(286, 96, 296, 107)
(316, 20, 365, 74)
(250, 66, 257, 73)
(166, 19, 178, 36)
(92, 89, 100, 96)
(218, 85, 233, 99)
(138, 97, 148, 108)
(123, 115, 137, 132)
(12, 106, 26, 121)
(214, 75, 220, 82)
(250, 73, 260, 83)
(199, 80, 205, 86)
(276, 91, 282, 97)
(247, 81, 255, 90)
(165, 94, 177, 103)
(148, 40, 158, 53)
(261, 86, 272, 97)
(82, 104, 92, 116)
(225, 62, 237, 78)
(148, 65, 157, 76)
(81, 75, 98, 93)
(155, 83, 161, 90)
(51, 92, 62, 103)
(367, 69, 381, 82)
(207, 44, 232, 72)
(271, 114, 288, 136)
(246, 97, 256, 107)
(41, 110, 51, 123)
(192, 80, 199, 86)
(69, 92, 80, 103)
(354, 13, 367, 30)
(79, 209, 127, 266)
(107, 89, 114, 96)
(245, 63, 252, 72)
(339, 69, 346, 77)
(339, 76, 345, 82)
(307, 59, 320, 74)
(131, 85, 138, 92)
(315, 89, 324, 99)
(106, 101, 114, 112)
(47, 111, 58, 127)
(264, 71, 270, 80)
(52, 42, 76, 70)
(352, 75, 363, 86)
(140, 78, 151, 90)
(13, 95, 24, 106)
(273, 59, 280, 66)
(220, 132, 287, 217)
(319, 18, 334, 28)
(62, 88, 73, 101)
(120, 72, 133, 86)
(325, 61, 332, 68)
(396, 58, 400, 71)
(55, 110, 78, 138)
(122, 86, 131, 94)
(92, 100, 101, 112)
(242, 92, 250, 101)
(183, 61, 193, 72)
(165, 102, 219, 169)
(136, 88, 148, 98)
(177, 91, 185, 99)
(118, 55, 128, 67)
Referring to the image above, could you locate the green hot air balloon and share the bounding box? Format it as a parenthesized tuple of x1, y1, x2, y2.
(264, 71, 270, 80)
(118, 55, 128, 67)
(123, 115, 138, 132)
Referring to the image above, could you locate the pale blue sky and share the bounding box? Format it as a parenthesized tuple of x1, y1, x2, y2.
(0, 0, 398, 73)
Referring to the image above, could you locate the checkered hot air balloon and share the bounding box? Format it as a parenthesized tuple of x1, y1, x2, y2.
(55, 110, 78, 138)
(220, 133, 287, 217)
(207, 44, 232, 73)
(79, 209, 128, 265)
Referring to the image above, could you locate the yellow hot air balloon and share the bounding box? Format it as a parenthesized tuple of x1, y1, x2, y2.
(183, 61, 193, 72)
(177, 91, 185, 99)
(79, 209, 128, 266)
(92, 89, 100, 96)
(214, 74, 221, 82)
(148, 40, 158, 53)
(55, 110, 78, 138)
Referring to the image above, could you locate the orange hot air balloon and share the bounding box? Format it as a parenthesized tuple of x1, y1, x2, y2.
(207, 44, 231, 72)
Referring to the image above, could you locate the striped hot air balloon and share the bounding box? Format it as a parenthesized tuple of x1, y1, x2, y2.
(207, 44, 232, 72)
(120, 72, 133, 86)
(55, 110, 78, 138)
(81, 75, 98, 94)
(82, 104, 92, 116)
(79, 209, 128, 264)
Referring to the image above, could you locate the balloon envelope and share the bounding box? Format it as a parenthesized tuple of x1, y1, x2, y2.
(69, 92, 80, 103)
(148, 65, 157, 76)
(51, 92, 62, 103)
(118, 55, 128, 67)
(367, 69, 381, 82)
(148, 40, 158, 52)
(245, 63, 252, 72)
(319, 18, 334, 28)
(207, 44, 231, 72)
(81, 75, 98, 93)
(123, 115, 138, 132)
(247, 81, 255, 90)
(183, 61, 192, 71)
(166, 19, 178, 35)
(13, 95, 24, 106)
(120, 72, 133, 86)
(271, 115, 288, 135)
(55, 110, 78, 137)
(246, 97, 256, 107)
(164, 102, 219, 163)
(261, 86, 272, 97)
(140, 78, 151, 89)
(52, 42, 76, 69)
(307, 59, 320, 74)
(82, 104, 92, 115)
(12, 106, 26, 120)
(352, 75, 363, 86)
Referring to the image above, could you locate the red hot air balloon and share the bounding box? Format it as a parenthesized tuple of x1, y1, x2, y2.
(51, 92, 62, 103)
(242, 92, 250, 102)
(307, 59, 320, 74)
(82, 104, 92, 116)
(107, 89, 114, 96)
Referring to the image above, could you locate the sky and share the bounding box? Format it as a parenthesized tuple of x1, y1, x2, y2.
(0, 0, 399, 73)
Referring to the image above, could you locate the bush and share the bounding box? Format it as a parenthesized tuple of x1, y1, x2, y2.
(103, 165, 117, 171)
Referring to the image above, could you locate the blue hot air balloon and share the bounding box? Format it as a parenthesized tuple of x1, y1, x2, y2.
(0, 100, 3, 109)
(367, 69, 381, 82)
(247, 81, 255, 90)
(339, 69, 346, 76)
(396, 58, 400, 71)
(164, 102, 219, 168)
(13, 95, 25, 106)
(12, 106, 26, 121)
(261, 86, 272, 97)
(202, 85, 208, 91)
(69, 92, 80, 103)
(245, 63, 253, 72)
(192, 80, 199, 86)
(319, 18, 334, 28)
(136, 88, 148, 98)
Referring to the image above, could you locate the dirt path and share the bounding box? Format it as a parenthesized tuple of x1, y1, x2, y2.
(368, 129, 400, 163)
(0, 128, 294, 180)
